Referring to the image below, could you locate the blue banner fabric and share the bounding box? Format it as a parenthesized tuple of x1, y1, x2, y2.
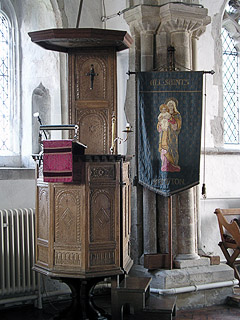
(138, 71, 203, 197)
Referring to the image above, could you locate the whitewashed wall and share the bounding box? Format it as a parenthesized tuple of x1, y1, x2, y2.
(103, 0, 131, 154)
(0, 0, 104, 209)
(196, 0, 240, 258)
(1, 0, 239, 260)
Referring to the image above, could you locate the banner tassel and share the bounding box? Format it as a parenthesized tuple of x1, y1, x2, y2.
(202, 183, 206, 199)
(202, 73, 207, 199)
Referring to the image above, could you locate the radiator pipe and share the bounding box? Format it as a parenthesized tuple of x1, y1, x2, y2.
(150, 279, 239, 295)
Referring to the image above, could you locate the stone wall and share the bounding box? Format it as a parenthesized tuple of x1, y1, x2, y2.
(0, 0, 239, 261)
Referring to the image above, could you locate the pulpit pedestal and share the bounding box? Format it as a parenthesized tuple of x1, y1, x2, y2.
(53, 277, 110, 320)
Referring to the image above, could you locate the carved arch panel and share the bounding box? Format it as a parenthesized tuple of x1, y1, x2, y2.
(90, 188, 114, 243)
(69, 48, 116, 154)
(54, 188, 81, 245)
(76, 108, 108, 154)
(75, 56, 107, 101)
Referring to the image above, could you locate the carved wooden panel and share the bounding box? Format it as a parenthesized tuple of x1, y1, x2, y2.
(121, 162, 132, 272)
(69, 48, 116, 154)
(75, 55, 107, 101)
(38, 186, 49, 241)
(90, 188, 114, 243)
(54, 187, 81, 245)
(52, 184, 84, 270)
(88, 162, 120, 269)
(89, 249, 115, 267)
(90, 164, 115, 181)
(36, 181, 51, 268)
(35, 159, 131, 277)
(55, 250, 81, 267)
(37, 246, 49, 266)
(76, 108, 109, 154)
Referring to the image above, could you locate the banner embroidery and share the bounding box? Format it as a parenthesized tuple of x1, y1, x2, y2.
(138, 71, 203, 196)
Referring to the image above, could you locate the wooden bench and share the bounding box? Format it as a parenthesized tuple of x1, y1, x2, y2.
(214, 208, 240, 282)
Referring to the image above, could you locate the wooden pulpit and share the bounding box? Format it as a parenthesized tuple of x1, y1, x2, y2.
(30, 28, 133, 319)
(29, 28, 133, 154)
(35, 154, 132, 278)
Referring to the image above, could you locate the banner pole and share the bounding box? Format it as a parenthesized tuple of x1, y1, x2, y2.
(168, 195, 173, 269)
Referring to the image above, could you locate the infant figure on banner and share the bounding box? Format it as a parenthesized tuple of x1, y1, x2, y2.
(157, 97, 182, 172)
(157, 104, 171, 131)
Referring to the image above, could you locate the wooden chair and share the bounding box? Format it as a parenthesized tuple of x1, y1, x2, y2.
(214, 208, 240, 282)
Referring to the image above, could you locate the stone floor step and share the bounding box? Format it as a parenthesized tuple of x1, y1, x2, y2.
(226, 294, 240, 307)
(123, 293, 177, 320)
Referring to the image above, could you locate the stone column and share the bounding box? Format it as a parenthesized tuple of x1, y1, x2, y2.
(175, 189, 199, 260)
(157, 3, 210, 264)
(125, 2, 210, 266)
(171, 31, 192, 69)
(125, 5, 161, 258)
(140, 29, 157, 255)
(124, 22, 143, 263)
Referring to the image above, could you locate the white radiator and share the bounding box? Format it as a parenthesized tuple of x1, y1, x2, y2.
(0, 208, 42, 306)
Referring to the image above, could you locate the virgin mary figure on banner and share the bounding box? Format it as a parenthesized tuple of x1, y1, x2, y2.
(138, 71, 203, 196)
(157, 97, 182, 172)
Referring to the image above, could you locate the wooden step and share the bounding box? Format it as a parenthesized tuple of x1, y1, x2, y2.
(111, 276, 152, 320)
(116, 276, 151, 293)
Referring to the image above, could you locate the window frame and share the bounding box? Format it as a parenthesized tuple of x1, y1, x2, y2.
(222, 3, 240, 147)
(222, 27, 240, 145)
(0, 1, 20, 167)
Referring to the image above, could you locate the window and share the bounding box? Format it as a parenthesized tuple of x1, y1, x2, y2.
(222, 28, 239, 144)
(222, 1, 240, 145)
(0, 11, 10, 152)
(0, 2, 20, 166)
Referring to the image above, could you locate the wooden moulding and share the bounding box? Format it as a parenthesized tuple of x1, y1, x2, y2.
(28, 28, 133, 53)
(201, 254, 220, 265)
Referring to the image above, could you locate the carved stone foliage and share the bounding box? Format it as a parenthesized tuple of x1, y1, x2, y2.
(55, 188, 81, 245)
(38, 187, 49, 241)
(223, 4, 240, 50)
(90, 189, 114, 243)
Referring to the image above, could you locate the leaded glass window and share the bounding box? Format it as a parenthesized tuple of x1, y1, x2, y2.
(0, 11, 10, 151)
(222, 28, 239, 144)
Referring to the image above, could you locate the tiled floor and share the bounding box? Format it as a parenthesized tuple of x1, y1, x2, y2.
(1, 294, 240, 319)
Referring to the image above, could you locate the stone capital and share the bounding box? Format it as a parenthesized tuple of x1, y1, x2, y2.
(158, 3, 211, 35)
(124, 5, 160, 35)
(223, 13, 240, 51)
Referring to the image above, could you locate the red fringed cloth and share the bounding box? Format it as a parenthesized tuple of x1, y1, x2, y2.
(43, 140, 86, 183)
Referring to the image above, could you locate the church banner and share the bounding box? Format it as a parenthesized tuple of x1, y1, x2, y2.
(138, 71, 203, 197)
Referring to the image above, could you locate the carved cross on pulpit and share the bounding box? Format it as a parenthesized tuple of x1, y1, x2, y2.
(86, 64, 98, 90)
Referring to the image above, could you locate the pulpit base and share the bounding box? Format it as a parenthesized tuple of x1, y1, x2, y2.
(53, 277, 111, 320)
